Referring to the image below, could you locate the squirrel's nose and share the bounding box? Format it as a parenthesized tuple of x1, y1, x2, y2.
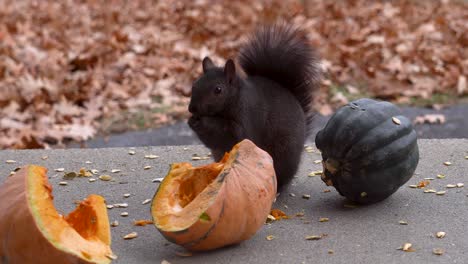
(188, 103, 197, 114)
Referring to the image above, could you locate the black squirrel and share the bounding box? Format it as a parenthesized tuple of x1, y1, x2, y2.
(188, 23, 321, 188)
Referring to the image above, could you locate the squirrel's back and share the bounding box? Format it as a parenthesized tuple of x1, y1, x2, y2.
(238, 23, 321, 134)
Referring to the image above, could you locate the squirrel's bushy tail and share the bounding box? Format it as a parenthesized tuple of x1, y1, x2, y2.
(238, 23, 321, 134)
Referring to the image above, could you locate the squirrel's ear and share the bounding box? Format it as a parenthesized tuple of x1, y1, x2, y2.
(224, 59, 236, 84)
(202, 57, 215, 73)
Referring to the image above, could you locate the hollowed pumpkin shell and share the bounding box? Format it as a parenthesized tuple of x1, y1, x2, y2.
(0, 165, 114, 264)
(151, 139, 277, 251)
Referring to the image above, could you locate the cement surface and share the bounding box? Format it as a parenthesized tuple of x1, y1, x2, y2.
(1, 139, 467, 263)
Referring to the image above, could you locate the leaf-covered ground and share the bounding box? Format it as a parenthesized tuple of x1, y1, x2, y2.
(0, 0, 466, 149)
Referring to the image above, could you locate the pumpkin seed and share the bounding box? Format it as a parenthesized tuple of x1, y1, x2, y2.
(91, 169, 99, 174)
(55, 168, 65, 172)
(142, 199, 151, 205)
(443, 161, 452, 166)
(78, 168, 93, 177)
(123, 232, 138, 239)
(120, 212, 129, 217)
(305, 235, 322, 240)
(436, 231, 446, 238)
(433, 248, 444, 255)
(304, 146, 314, 153)
(191, 156, 201, 160)
(289, 193, 296, 197)
(319, 217, 329, 222)
(106, 205, 114, 209)
(265, 215, 276, 223)
(59, 181, 68, 186)
(145, 155, 159, 159)
(399, 243, 413, 252)
(409, 185, 417, 188)
(424, 177, 435, 180)
(465, 155, 468, 159)
(85, 161, 92, 164)
(114, 203, 128, 208)
(88, 178, 96, 182)
(63, 172, 77, 180)
(437, 174, 445, 179)
(5, 160, 16, 164)
(302, 194, 311, 199)
(153, 178, 164, 183)
(128, 150, 136, 155)
(323, 189, 331, 193)
(308, 170, 323, 176)
(99, 175, 112, 181)
(392, 117, 401, 125)
(144, 165, 152, 170)
(423, 189, 436, 193)
(399, 220, 408, 225)
(436, 191, 446, 195)
(106, 253, 118, 260)
(266, 235, 275, 241)
(41, 155, 48, 160)
(111, 169, 121, 173)
(183, 147, 189, 151)
(446, 184, 456, 188)
(313, 159, 322, 164)
(110, 221, 119, 227)
(124, 193, 131, 198)
(457, 183, 464, 188)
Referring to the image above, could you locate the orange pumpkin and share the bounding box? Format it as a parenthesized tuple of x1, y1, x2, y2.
(0, 165, 114, 264)
(151, 139, 277, 251)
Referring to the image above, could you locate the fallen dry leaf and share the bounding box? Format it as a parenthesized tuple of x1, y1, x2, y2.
(417, 180, 430, 188)
(270, 209, 290, 220)
(0, 0, 466, 149)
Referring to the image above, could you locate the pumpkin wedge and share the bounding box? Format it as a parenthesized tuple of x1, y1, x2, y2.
(0, 165, 114, 264)
(151, 139, 277, 251)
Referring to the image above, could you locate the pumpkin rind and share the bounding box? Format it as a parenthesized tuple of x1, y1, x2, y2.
(315, 99, 419, 204)
(151, 139, 277, 251)
(0, 165, 113, 264)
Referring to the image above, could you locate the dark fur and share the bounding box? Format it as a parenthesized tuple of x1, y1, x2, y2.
(188, 23, 321, 188)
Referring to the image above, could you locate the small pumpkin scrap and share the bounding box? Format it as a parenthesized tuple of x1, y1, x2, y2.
(0, 165, 114, 264)
(151, 139, 277, 251)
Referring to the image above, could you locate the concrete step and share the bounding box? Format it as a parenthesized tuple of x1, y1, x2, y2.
(71, 104, 468, 149)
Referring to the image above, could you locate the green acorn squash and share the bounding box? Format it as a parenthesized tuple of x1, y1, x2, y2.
(315, 98, 419, 204)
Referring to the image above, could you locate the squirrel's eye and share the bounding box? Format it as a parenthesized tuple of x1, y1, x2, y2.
(214, 86, 222, 94)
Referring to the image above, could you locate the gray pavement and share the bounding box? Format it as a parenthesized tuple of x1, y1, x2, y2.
(1, 139, 468, 263)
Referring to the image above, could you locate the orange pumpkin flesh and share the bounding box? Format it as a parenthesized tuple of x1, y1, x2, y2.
(0, 165, 114, 264)
(152, 139, 277, 251)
